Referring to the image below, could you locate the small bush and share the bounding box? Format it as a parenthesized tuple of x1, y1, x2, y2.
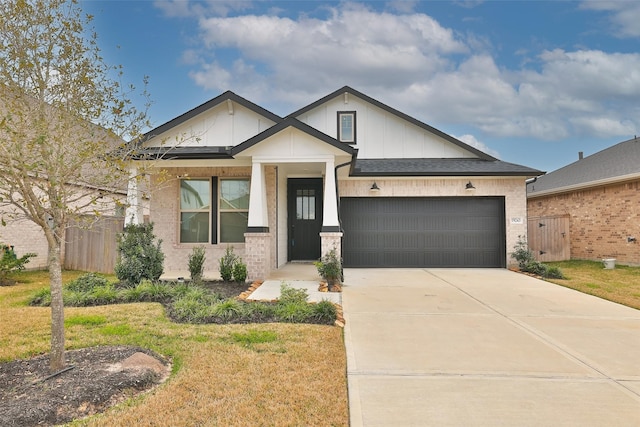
(276, 302, 313, 323)
(210, 299, 242, 320)
(115, 222, 164, 286)
(0, 244, 36, 285)
(279, 283, 309, 304)
(29, 287, 51, 306)
(233, 260, 248, 282)
(219, 246, 237, 282)
(312, 300, 338, 323)
(188, 246, 206, 283)
(65, 273, 109, 293)
(315, 247, 342, 284)
(511, 236, 565, 279)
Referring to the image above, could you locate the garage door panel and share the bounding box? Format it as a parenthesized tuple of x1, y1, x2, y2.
(340, 197, 505, 268)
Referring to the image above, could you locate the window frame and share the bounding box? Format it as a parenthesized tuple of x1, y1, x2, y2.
(337, 111, 356, 144)
(218, 177, 250, 243)
(179, 177, 212, 244)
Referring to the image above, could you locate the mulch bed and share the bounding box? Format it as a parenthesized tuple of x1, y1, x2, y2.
(0, 345, 170, 427)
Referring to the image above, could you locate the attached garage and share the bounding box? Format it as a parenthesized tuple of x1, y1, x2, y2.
(340, 197, 506, 268)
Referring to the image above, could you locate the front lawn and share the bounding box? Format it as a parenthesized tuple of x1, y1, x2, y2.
(545, 260, 640, 310)
(0, 270, 349, 426)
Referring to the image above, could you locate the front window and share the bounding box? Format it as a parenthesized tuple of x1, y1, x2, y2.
(338, 111, 356, 143)
(180, 179, 210, 243)
(219, 178, 250, 243)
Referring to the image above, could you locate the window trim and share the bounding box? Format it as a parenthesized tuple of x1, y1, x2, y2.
(218, 177, 250, 243)
(179, 177, 212, 244)
(337, 111, 356, 144)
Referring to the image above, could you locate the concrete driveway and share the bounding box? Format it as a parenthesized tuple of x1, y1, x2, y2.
(342, 269, 640, 426)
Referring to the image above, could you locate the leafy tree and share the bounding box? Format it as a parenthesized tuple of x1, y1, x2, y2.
(0, 0, 150, 372)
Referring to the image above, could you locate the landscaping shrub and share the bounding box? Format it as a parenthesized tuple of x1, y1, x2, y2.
(115, 223, 164, 286)
(233, 260, 248, 282)
(210, 299, 242, 321)
(511, 236, 565, 279)
(315, 247, 342, 286)
(65, 273, 109, 293)
(0, 244, 36, 285)
(312, 300, 338, 323)
(188, 246, 206, 283)
(218, 246, 248, 282)
(219, 246, 237, 282)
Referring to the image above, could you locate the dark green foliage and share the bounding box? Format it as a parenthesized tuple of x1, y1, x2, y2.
(312, 300, 338, 323)
(188, 246, 206, 283)
(218, 246, 236, 282)
(314, 247, 342, 284)
(65, 273, 109, 293)
(0, 244, 36, 285)
(115, 223, 164, 286)
(29, 274, 337, 325)
(233, 261, 247, 282)
(511, 235, 565, 279)
(218, 246, 247, 282)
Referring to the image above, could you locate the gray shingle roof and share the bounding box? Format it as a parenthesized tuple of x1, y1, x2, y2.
(351, 158, 542, 176)
(527, 137, 640, 196)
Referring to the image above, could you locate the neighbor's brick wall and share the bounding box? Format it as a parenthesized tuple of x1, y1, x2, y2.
(339, 177, 529, 268)
(0, 212, 49, 269)
(528, 180, 640, 265)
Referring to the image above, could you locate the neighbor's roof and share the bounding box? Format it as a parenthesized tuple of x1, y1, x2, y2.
(527, 137, 640, 197)
(352, 158, 542, 177)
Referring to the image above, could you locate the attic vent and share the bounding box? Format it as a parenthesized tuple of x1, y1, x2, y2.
(227, 99, 234, 115)
(344, 92, 349, 104)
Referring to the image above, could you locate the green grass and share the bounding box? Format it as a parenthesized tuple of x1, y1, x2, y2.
(545, 260, 640, 310)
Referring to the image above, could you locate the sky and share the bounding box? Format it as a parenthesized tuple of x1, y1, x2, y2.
(82, 0, 640, 172)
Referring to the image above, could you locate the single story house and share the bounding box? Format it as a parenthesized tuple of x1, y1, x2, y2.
(128, 86, 541, 280)
(527, 137, 640, 265)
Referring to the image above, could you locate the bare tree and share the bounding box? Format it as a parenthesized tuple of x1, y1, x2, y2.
(0, 0, 150, 372)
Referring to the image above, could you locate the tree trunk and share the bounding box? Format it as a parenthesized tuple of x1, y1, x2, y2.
(48, 240, 65, 373)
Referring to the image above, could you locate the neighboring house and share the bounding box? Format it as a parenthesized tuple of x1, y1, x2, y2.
(527, 137, 640, 265)
(128, 86, 541, 280)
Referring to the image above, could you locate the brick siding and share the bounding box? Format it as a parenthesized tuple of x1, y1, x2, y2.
(527, 179, 640, 265)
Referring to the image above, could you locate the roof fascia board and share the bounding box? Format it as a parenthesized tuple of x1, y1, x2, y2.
(351, 171, 540, 177)
(528, 172, 640, 198)
(138, 91, 283, 143)
(288, 86, 497, 161)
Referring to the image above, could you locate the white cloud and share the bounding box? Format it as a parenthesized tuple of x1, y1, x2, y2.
(455, 134, 500, 158)
(159, 1, 640, 142)
(580, 1, 640, 38)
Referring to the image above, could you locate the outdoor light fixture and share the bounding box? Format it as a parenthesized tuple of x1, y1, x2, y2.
(465, 181, 475, 190)
(370, 182, 380, 191)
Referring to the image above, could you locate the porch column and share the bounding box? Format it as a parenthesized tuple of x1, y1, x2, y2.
(125, 167, 143, 225)
(321, 159, 343, 259)
(247, 161, 268, 231)
(245, 161, 271, 280)
(322, 159, 340, 232)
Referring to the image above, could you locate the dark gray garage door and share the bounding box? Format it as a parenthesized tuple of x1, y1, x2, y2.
(340, 197, 505, 268)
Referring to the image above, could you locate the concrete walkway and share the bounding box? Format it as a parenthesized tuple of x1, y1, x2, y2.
(342, 268, 640, 426)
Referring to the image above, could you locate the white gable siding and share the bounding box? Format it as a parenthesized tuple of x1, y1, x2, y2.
(238, 127, 350, 159)
(296, 95, 476, 159)
(144, 102, 276, 148)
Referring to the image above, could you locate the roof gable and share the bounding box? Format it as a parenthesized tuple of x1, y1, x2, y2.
(527, 137, 640, 196)
(139, 91, 282, 145)
(289, 86, 496, 161)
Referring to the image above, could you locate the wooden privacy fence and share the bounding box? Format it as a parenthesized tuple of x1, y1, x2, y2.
(527, 214, 571, 262)
(64, 216, 124, 274)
